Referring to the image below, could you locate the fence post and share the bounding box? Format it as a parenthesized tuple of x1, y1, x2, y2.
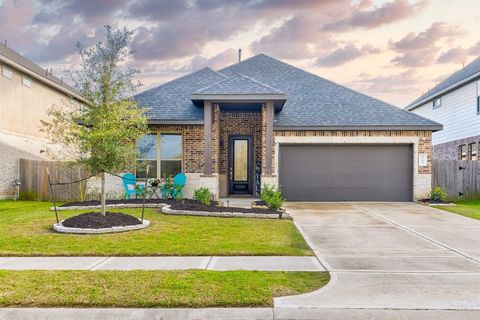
(46, 167, 59, 224)
(141, 165, 149, 223)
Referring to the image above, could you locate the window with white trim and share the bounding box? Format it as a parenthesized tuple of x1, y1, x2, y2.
(1, 66, 12, 79)
(433, 97, 441, 109)
(136, 133, 183, 179)
(22, 76, 32, 87)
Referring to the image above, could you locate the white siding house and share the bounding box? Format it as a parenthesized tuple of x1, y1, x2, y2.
(407, 58, 480, 160)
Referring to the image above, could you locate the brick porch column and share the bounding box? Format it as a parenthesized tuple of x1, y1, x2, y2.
(262, 101, 274, 176)
(204, 101, 213, 175)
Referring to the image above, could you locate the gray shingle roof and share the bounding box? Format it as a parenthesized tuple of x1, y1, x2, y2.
(135, 53, 441, 129)
(134, 67, 226, 122)
(406, 56, 480, 111)
(195, 73, 284, 95)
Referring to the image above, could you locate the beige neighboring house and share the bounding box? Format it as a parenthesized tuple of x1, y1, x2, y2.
(0, 44, 86, 199)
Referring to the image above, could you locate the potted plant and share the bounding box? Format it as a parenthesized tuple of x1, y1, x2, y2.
(149, 178, 161, 187)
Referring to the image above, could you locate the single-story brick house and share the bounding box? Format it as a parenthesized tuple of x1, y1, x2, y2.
(134, 54, 442, 202)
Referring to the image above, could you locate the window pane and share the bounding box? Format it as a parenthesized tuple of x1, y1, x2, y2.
(137, 134, 157, 159)
(234, 140, 248, 181)
(460, 145, 467, 160)
(470, 143, 477, 161)
(1, 67, 12, 79)
(136, 160, 157, 179)
(161, 134, 182, 160)
(161, 160, 182, 178)
(22, 76, 32, 87)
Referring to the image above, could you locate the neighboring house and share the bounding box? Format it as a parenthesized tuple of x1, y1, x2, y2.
(0, 44, 85, 199)
(406, 57, 480, 160)
(134, 54, 441, 202)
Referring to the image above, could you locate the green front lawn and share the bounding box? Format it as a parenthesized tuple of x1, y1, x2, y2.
(433, 200, 480, 220)
(0, 201, 312, 256)
(0, 270, 329, 307)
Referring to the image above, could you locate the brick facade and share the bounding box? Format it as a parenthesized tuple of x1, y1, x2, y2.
(433, 135, 480, 160)
(218, 111, 262, 174)
(261, 105, 275, 177)
(274, 130, 432, 174)
(147, 122, 433, 200)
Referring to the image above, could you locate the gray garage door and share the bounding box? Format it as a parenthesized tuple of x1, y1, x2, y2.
(279, 144, 413, 201)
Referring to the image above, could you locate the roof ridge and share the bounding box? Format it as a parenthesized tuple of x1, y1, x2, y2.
(217, 53, 267, 72)
(0, 44, 83, 99)
(135, 67, 227, 97)
(194, 71, 284, 94)
(235, 73, 284, 93)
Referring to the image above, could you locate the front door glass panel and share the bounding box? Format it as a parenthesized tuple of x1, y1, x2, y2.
(234, 140, 248, 182)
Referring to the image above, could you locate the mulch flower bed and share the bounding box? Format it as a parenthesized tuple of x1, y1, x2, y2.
(60, 199, 280, 214)
(169, 199, 279, 215)
(61, 212, 142, 229)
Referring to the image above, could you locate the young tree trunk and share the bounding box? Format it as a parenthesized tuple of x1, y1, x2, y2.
(101, 171, 106, 216)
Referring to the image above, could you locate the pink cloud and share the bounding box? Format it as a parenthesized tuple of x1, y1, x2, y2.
(324, 0, 427, 31)
(390, 22, 465, 67)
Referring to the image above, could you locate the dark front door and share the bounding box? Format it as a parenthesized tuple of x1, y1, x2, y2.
(228, 136, 253, 195)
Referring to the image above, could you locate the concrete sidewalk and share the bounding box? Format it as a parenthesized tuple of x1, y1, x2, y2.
(3, 307, 479, 320)
(0, 256, 323, 271)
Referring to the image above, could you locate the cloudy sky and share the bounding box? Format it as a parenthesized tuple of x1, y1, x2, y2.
(1, 0, 479, 107)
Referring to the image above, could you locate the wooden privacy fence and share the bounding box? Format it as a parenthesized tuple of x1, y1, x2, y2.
(19, 159, 89, 201)
(432, 160, 480, 200)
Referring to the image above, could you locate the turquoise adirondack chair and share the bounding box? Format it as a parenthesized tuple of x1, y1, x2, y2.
(122, 173, 144, 199)
(172, 173, 187, 199)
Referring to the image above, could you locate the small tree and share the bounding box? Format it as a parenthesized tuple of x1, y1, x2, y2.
(42, 26, 148, 216)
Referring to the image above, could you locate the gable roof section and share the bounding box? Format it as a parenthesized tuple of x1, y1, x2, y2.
(406, 56, 480, 111)
(134, 67, 227, 123)
(195, 73, 284, 95)
(136, 53, 441, 130)
(191, 73, 287, 110)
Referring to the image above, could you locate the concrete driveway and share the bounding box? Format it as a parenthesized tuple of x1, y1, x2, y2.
(275, 202, 480, 319)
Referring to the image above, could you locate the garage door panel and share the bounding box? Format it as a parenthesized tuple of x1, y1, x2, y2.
(279, 145, 413, 202)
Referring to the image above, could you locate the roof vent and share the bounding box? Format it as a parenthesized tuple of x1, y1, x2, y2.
(238, 49, 242, 63)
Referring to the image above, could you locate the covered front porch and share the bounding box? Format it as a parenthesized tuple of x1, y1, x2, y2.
(199, 99, 279, 198)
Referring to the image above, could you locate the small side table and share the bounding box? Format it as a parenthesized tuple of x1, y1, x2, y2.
(148, 186, 161, 199)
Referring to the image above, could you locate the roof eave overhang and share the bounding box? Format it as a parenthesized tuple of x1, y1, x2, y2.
(273, 125, 443, 132)
(406, 71, 480, 111)
(0, 54, 87, 103)
(191, 93, 287, 111)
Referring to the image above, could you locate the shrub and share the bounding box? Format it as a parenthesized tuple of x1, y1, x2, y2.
(193, 187, 213, 206)
(261, 184, 284, 211)
(174, 185, 184, 201)
(429, 186, 447, 202)
(161, 175, 174, 199)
